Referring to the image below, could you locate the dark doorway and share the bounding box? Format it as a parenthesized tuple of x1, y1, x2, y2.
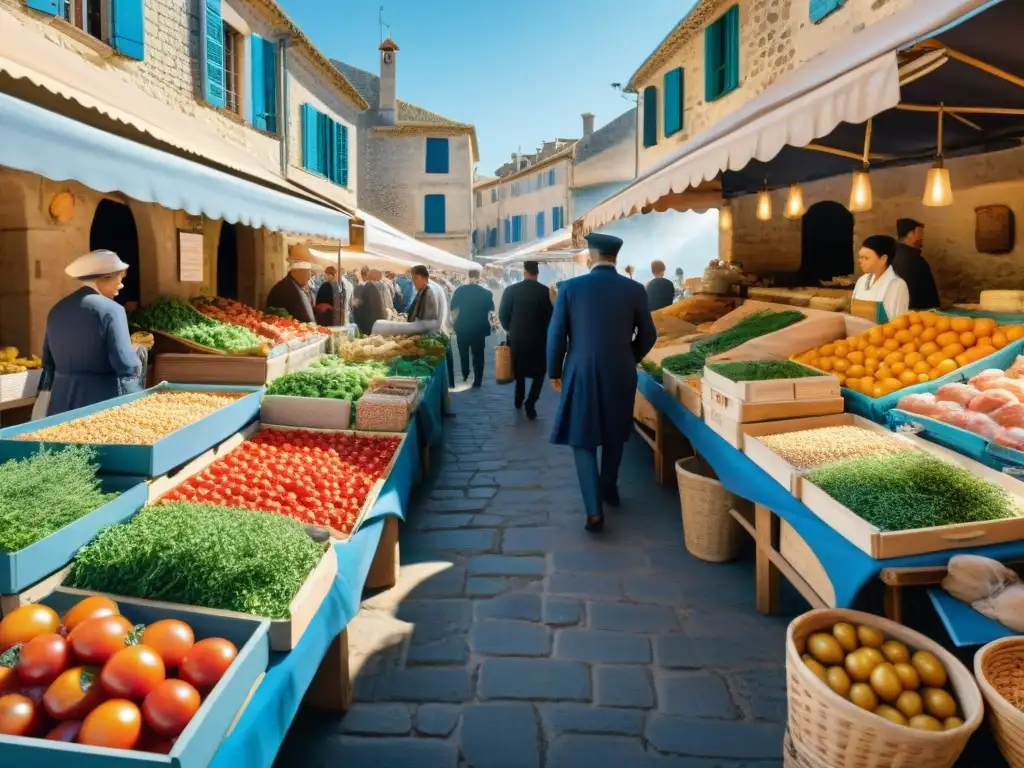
(217, 222, 239, 300)
(801, 201, 854, 284)
(89, 199, 140, 306)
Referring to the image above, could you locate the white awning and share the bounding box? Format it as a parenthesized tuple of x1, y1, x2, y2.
(355, 210, 480, 272)
(488, 228, 575, 265)
(304, 247, 417, 272)
(578, 0, 995, 234)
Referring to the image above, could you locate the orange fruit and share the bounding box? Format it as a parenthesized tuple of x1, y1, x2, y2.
(819, 343, 836, 357)
(959, 331, 977, 348)
(908, 324, 924, 338)
(950, 317, 973, 333)
(1005, 326, 1024, 342)
(936, 331, 959, 348)
(882, 376, 904, 391)
(918, 342, 939, 356)
(864, 360, 879, 375)
(935, 317, 952, 333)
(955, 353, 971, 367)
(974, 318, 996, 338)
(920, 327, 939, 343)
(871, 385, 886, 398)
(834, 343, 850, 359)
(833, 359, 850, 373)
(903, 352, 924, 367)
(847, 350, 865, 365)
(926, 351, 949, 368)
(875, 366, 892, 381)
(929, 369, 944, 381)
(992, 331, 1008, 350)
(936, 359, 958, 376)
(891, 316, 910, 331)
(899, 370, 918, 386)
(900, 343, 917, 355)
(867, 329, 885, 346)
(860, 376, 876, 392)
(913, 361, 931, 375)
(882, 325, 897, 338)
(883, 339, 901, 352)
(894, 329, 912, 344)
(817, 358, 834, 372)
(942, 343, 965, 358)
(846, 378, 861, 393)
(918, 373, 931, 383)
(920, 313, 938, 328)
(847, 364, 866, 379)
(889, 362, 907, 376)
(884, 351, 904, 365)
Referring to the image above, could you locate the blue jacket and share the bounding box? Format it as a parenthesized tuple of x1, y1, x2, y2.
(42, 286, 142, 416)
(547, 265, 657, 448)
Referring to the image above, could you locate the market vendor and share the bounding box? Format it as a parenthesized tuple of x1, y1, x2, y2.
(39, 250, 143, 417)
(893, 218, 940, 310)
(314, 265, 347, 327)
(266, 261, 316, 324)
(851, 235, 910, 323)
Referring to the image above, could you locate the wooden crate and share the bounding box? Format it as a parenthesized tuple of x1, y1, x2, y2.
(260, 395, 352, 430)
(702, 362, 839, 404)
(703, 385, 843, 424)
(634, 391, 658, 431)
(663, 371, 702, 417)
(155, 352, 288, 386)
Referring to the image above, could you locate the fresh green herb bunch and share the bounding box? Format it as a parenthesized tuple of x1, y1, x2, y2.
(387, 356, 438, 379)
(806, 451, 1021, 532)
(307, 354, 348, 370)
(265, 362, 388, 400)
(131, 298, 264, 354)
(662, 310, 804, 377)
(67, 502, 325, 619)
(639, 359, 663, 382)
(707, 359, 821, 382)
(0, 446, 116, 552)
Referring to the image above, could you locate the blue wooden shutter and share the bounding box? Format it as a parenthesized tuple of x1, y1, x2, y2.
(250, 34, 266, 129)
(301, 104, 319, 173)
(704, 18, 721, 101)
(25, 0, 61, 16)
(663, 68, 683, 136)
(201, 0, 225, 108)
(263, 38, 279, 132)
(425, 138, 449, 173)
(536, 211, 545, 239)
(338, 124, 349, 187)
(724, 6, 740, 93)
(810, 0, 846, 23)
(642, 86, 658, 148)
(425, 195, 446, 234)
(110, 0, 145, 60)
(504, 218, 511, 243)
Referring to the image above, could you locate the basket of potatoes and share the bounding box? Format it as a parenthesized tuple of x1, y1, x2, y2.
(787, 609, 983, 768)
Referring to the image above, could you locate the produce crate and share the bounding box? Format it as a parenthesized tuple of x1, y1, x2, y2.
(799, 435, 1024, 559)
(703, 385, 843, 425)
(285, 337, 329, 372)
(0, 590, 270, 768)
(260, 395, 352, 430)
(0, 368, 41, 402)
(701, 361, 839, 404)
(0, 383, 261, 477)
(710, 311, 873, 364)
(154, 353, 288, 386)
(662, 371, 702, 417)
(887, 408, 1024, 470)
(356, 393, 412, 433)
(0, 475, 147, 595)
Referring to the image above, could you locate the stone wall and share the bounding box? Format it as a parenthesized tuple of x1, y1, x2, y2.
(729, 145, 1024, 304)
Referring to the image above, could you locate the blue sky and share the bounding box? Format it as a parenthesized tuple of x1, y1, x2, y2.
(277, 0, 696, 174)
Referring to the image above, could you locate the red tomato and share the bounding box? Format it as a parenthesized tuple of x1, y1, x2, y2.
(0, 605, 61, 651)
(100, 645, 165, 700)
(137, 726, 175, 754)
(43, 666, 107, 720)
(140, 620, 194, 669)
(179, 638, 237, 690)
(68, 615, 134, 665)
(0, 693, 43, 736)
(16, 633, 69, 685)
(141, 679, 200, 736)
(62, 596, 120, 633)
(0, 666, 17, 695)
(78, 699, 142, 750)
(46, 719, 83, 742)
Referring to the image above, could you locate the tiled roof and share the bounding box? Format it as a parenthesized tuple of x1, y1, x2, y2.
(627, 0, 731, 91)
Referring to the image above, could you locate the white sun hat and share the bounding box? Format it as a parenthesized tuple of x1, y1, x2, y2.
(65, 249, 130, 279)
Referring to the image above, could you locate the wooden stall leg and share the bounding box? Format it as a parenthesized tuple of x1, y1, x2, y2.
(365, 516, 401, 591)
(303, 628, 353, 712)
(654, 411, 688, 487)
(884, 585, 903, 623)
(755, 504, 781, 615)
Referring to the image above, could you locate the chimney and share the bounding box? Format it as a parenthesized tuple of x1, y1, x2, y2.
(582, 113, 595, 137)
(378, 37, 400, 126)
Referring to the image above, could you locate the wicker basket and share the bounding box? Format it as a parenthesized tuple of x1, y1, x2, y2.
(787, 608, 984, 768)
(974, 636, 1024, 767)
(674, 457, 741, 562)
(784, 730, 831, 768)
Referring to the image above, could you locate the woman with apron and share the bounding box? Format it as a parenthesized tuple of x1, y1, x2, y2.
(851, 235, 910, 324)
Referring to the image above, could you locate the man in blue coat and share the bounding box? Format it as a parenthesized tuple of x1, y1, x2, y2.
(547, 233, 658, 532)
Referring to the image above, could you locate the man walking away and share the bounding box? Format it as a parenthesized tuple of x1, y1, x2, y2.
(547, 234, 657, 532)
(646, 260, 676, 312)
(450, 269, 494, 388)
(499, 260, 553, 420)
(892, 218, 940, 310)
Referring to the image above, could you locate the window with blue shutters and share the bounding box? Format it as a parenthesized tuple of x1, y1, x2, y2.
(664, 67, 684, 137)
(110, 0, 145, 59)
(28, 0, 144, 59)
(536, 211, 545, 239)
(26, 0, 62, 14)
(488, 228, 498, 248)
(810, 0, 846, 22)
(642, 85, 658, 148)
(249, 34, 278, 132)
(705, 5, 740, 101)
(300, 103, 348, 188)
(548, 168, 556, 186)
(201, 0, 226, 108)
(551, 206, 565, 232)
(425, 138, 450, 174)
(424, 195, 446, 234)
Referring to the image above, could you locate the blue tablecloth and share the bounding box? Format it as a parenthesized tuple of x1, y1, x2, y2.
(208, 417, 421, 768)
(415, 361, 447, 454)
(638, 372, 1024, 608)
(927, 588, 1017, 648)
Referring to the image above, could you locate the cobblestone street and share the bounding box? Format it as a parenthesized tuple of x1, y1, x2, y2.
(283, 347, 795, 767)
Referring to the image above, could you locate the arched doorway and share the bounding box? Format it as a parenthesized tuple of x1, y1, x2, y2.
(216, 222, 239, 300)
(801, 201, 854, 284)
(89, 199, 140, 306)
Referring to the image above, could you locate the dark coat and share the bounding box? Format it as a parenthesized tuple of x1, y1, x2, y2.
(646, 276, 676, 311)
(42, 286, 142, 416)
(892, 243, 940, 310)
(450, 283, 494, 343)
(499, 279, 553, 378)
(547, 265, 657, 448)
(353, 282, 387, 335)
(314, 280, 346, 327)
(266, 275, 316, 324)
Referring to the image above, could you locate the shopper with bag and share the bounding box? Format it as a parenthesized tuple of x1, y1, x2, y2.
(499, 261, 553, 420)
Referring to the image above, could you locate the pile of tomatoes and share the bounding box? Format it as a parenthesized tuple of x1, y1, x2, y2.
(193, 297, 327, 345)
(162, 428, 402, 535)
(0, 597, 237, 752)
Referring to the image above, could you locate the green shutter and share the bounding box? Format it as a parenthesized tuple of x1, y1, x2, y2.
(724, 6, 740, 93)
(642, 85, 658, 148)
(810, 0, 846, 23)
(339, 124, 349, 187)
(663, 68, 683, 137)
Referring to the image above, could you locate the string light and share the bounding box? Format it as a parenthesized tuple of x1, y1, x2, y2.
(923, 104, 954, 207)
(756, 181, 772, 222)
(849, 118, 873, 213)
(783, 184, 806, 219)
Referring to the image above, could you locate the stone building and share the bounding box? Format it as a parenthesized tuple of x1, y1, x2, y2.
(332, 39, 479, 258)
(578, 0, 1024, 304)
(0, 0, 372, 352)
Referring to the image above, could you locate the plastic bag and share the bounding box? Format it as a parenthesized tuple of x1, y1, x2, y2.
(942, 554, 1024, 632)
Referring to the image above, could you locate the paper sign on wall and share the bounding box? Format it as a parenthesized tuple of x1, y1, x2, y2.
(178, 232, 205, 282)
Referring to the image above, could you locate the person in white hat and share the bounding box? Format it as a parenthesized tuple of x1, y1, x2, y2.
(265, 261, 316, 324)
(38, 249, 143, 417)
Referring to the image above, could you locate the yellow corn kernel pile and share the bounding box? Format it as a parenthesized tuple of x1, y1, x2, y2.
(758, 426, 915, 470)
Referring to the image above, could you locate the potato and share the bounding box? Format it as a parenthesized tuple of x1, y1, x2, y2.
(943, 716, 964, 730)
(912, 651, 948, 688)
(826, 666, 852, 698)
(909, 714, 944, 731)
(803, 655, 828, 682)
(857, 625, 886, 648)
(880, 640, 910, 664)
(874, 704, 909, 726)
(832, 622, 859, 653)
(845, 647, 884, 682)
(896, 690, 924, 719)
(869, 663, 903, 703)
(850, 683, 879, 711)
(894, 662, 921, 691)
(807, 633, 845, 666)
(922, 688, 957, 719)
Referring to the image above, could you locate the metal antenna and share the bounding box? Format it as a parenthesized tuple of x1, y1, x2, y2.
(379, 6, 391, 43)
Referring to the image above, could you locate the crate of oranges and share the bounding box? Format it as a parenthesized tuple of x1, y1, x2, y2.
(792, 312, 1024, 399)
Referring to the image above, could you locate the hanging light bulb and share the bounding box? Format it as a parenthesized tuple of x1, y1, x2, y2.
(783, 184, 805, 219)
(923, 104, 954, 207)
(756, 182, 772, 222)
(848, 118, 874, 213)
(718, 204, 733, 232)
